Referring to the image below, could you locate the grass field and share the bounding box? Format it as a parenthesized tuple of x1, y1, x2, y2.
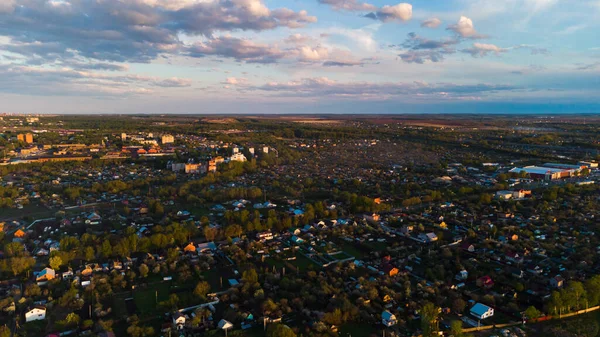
(339, 323, 376, 337)
(133, 281, 171, 315)
(294, 253, 319, 271)
(341, 243, 365, 259)
(201, 269, 227, 292)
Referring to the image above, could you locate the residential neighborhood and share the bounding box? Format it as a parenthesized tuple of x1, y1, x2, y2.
(0, 114, 599, 337)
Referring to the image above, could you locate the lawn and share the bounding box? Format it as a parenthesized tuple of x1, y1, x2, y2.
(339, 323, 377, 337)
(294, 252, 320, 271)
(365, 241, 387, 252)
(342, 243, 365, 259)
(201, 269, 227, 292)
(133, 281, 171, 315)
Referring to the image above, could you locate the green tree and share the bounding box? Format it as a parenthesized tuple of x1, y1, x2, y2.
(420, 302, 440, 337)
(267, 324, 296, 337)
(0, 326, 10, 337)
(242, 269, 258, 283)
(450, 320, 464, 337)
(49, 256, 63, 270)
(194, 281, 211, 300)
(524, 306, 541, 323)
(138, 264, 149, 278)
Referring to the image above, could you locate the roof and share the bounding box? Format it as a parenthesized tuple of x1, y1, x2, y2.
(197, 242, 217, 251)
(218, 319, 234, 330)
(470, 303, 492, 316)
(382, 310, 395, 320)
(509, 166, 567, 175)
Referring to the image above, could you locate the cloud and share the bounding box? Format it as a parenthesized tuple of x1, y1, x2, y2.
(222, 77, 249, 85)
(65, 62, 130, 72)
(284, 34, 314, 45)
(317, 0, 376, 11)
(298, 46, 330, 62)
(186, 36, 286, 64)
(576, 62, 600, 70)
(251, 77, 519, 100)
(0, 65, 192, 97)
(399, 50, 447, 64)
(421, 18, 442, 28)
(462, 43, 507, 57)
(513, 44, 549, 55)
(322, 60, 363, 67)
(447, 16, 486, 39)
(0, 0, 15, 14)
(154, 77, 193, 87)
(397, 32, 458, 63)
(365, 3, 413, 22)
(0, 0, 316, 64)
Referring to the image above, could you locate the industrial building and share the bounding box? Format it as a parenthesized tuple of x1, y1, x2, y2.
(509, 166, 573, 180)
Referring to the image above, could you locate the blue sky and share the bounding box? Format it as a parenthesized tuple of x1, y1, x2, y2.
(0, 0, 598, 114)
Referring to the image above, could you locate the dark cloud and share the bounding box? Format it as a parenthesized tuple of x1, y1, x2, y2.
(576, 62, 600, 70)
(0, 0, 316, 64)
(317, 0, 376, 11)
(0, 64, 192, 96)
(186, 36, 287, 64)
(251, 77, 519, 99)
(397, 32, 457, 63)
(322, 60, 362, 67)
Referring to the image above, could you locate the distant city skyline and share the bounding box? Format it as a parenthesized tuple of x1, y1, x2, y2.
(0, 0, 599, 114)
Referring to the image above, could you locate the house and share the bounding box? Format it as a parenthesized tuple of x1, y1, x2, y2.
(496, 191, 514, 200)
(461, 242, 475, 253)
(256, 231, 274, 241)
(14, 229, 26, 239)
(184, 243, 196, 253)
(382, 310, 397, 327)
(218, 319, 234, 330)
(506, 252, 524, 264)
(476, 275, 494, 289)
(86, 212, 102, 225)
(455, 270, 468, 281)
(470, 303, 494, 320)
(418, 232, 438, 243)
(382, 264, 399, 277)
(230, 153, 247, 162)
(550, 275, 565, 289)
(25, 306, 46, 322)
(36, 268, 56, 282)
(173, 312, 186, 330)
(197, 242, 217, 253)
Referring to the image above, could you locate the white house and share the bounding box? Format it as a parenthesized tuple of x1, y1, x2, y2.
(382, 310, 397, 327)
(470, 303, 494, 320)
(173, 312, 186, 330)
(25, 306, 46, 322)
(230, 153, 247, 162)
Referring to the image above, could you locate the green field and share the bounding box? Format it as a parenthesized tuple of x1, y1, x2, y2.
(339, 323, 377, 337)
(341, 243, 365, 259)
(201, 269, 227, 292)
(133, 281, 171, 315)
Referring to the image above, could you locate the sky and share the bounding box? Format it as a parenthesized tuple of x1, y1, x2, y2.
(0, 0, 599, 114)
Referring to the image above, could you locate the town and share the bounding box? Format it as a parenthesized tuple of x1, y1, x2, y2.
(0, 114, 599, 337)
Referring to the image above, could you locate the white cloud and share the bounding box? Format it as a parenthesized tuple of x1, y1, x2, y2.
(447, 16, 486, 38)
(421, 18, 442, 28)
(462, 43, 507, 57)
(299, 46, 330, 61)
(372, 3, 413, 22)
